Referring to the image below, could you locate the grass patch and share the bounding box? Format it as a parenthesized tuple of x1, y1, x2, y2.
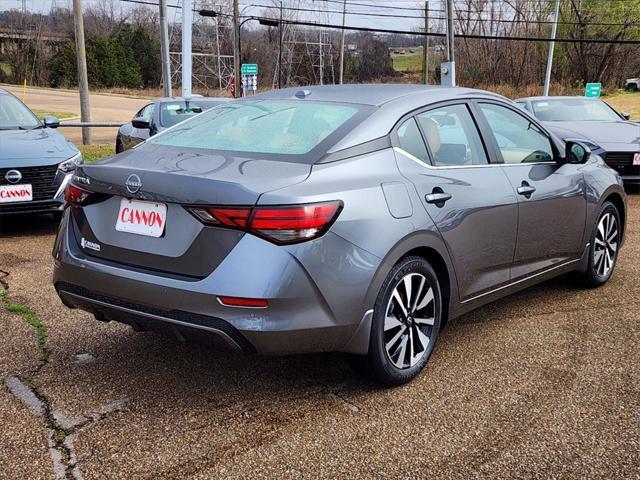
(603, 90, 640, 121)
(78, 144, 116, 163)
(0, 289, 48, 362)
(32, 109, 77, 121)
(392, 49, 423, 72)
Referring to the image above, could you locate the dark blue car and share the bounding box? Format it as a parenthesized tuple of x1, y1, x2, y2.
(516, 96, 640, 185)
(0, 88, 82, 217)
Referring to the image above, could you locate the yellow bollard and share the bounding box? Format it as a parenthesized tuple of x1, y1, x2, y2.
(22, 79, 27, 102)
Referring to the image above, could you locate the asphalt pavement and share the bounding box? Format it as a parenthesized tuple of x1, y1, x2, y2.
(0, 193, 638, 479)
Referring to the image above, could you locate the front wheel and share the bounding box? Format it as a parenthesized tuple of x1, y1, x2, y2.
(582, 201, 621, 287)
(366, 256, 443, 386)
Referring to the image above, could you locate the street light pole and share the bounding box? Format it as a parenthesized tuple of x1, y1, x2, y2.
(233, 0, 241, 98)
(278, 0, 283, 88)
(181, 0, 193, 98)
(543, 0, 561, 96)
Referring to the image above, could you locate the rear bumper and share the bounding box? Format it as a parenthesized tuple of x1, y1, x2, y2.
(52, 210, 378, 355)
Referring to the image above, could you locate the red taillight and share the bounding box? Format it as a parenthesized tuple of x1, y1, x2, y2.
(218, 296, 269, 308)
(188, 201, 342, 244)
(64, 184, 91, 205)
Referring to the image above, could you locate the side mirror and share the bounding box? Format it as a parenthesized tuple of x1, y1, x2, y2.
(564, 140, 591, 164)
(132, 117, 150, 129)
(620, 112, 631, 121)
(43, 115, 60, 128)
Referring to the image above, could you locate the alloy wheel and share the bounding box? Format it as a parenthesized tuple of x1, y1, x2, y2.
(384, 273, 435, 369)
(594, 212, 618, 278)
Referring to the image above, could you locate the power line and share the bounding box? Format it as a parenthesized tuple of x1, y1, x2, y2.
(252, 14, 640, 44)
(244, 2, 639, 27)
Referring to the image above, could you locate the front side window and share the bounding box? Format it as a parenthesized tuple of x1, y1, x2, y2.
(149, 100, 361, 156)
(480, 103, 554, 164)
(396, 118, 429, 163)
(0, 94, 40, 129)
(136, 103, 155, 122)
(416, 104, 488, 166)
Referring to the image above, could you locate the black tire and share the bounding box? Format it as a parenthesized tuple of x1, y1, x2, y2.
(115, 139, 123, 154)
(582, 201, 621, 287)
(365, 256, 443, 386)
(626, 83, 638, 92)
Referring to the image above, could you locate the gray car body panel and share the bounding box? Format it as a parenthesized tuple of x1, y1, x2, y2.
(53, 85, 627, 356)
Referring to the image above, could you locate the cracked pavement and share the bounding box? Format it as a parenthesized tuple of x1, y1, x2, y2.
(1, 193, 639, 479)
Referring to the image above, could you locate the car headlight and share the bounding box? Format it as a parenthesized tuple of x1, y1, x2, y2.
(58, 152, 83, 173)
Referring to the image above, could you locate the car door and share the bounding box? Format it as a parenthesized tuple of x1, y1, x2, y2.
(393, 102, 518, 302)
(474, 101, 587, 280)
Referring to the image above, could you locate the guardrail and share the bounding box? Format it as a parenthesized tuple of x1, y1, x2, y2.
(59, 122, 125, 127)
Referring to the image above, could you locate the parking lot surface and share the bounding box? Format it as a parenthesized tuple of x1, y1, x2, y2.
(1, 193, 638, 479)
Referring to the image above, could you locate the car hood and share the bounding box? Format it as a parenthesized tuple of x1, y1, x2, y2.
(543, 121, 640, 151)
(0, 127, 78, 167)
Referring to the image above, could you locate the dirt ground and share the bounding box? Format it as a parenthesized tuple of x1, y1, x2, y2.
(1, 84, 148, 145)
(0, 188, 638, 478)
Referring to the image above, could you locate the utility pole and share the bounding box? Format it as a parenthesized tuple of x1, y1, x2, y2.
(181, 0, 193, 98)
(338, 0, 347, 84)
(441, 0, 456, 87)
(72, 0, 91, 145)
(422, 1, 429, 85)
(233, 0, 241, 98)
(446, 0, 455, 64)
(543, 0, 561, 96)
(319, 31, 324, 86)
(278, 0, 283, 88)
(159, 0, 172, 97)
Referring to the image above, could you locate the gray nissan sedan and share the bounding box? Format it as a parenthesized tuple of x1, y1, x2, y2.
(53, 85, 627, 385)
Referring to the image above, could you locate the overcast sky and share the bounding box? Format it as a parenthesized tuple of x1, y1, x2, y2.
(0, 0, 446, 31)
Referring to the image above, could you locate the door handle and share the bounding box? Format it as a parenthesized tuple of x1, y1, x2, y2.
(516, 182, 536, 197)
(425, 192, 452, 205)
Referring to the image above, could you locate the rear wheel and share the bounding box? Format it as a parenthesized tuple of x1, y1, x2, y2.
(582, 202, 621, 287)
(366, 256, 442, 386)
(115, 139, 123, 154)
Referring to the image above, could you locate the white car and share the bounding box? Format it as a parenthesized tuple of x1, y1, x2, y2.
(625, 78, 639, 92)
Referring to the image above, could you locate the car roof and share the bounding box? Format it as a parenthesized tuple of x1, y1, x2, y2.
(156, 96, 231, 104)
(253, 83, 506, 107)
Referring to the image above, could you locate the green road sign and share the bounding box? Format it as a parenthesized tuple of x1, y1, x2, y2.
(241, 64, 258, 75)
(585, 83, 601, 98)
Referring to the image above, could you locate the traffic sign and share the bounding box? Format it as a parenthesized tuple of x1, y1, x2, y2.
(585, 83, 601, 98)
(241, 64, 258, 75)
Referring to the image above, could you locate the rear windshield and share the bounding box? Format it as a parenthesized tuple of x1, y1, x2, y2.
(149, 100, 365, 156)
(532, 99, 620, 122)
(159, 101, 221, 128)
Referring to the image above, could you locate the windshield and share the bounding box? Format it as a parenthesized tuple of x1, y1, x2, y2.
(150, 100, 362, 156)
(160, 101, 220, 128)
(532, 98, 620, 122)
(0, 94, 40, 129)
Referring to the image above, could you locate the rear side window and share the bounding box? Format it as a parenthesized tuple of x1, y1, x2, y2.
(416, 104, 488, 166)
(396, 118, 429, 163)
(150, 100, 361, 156)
